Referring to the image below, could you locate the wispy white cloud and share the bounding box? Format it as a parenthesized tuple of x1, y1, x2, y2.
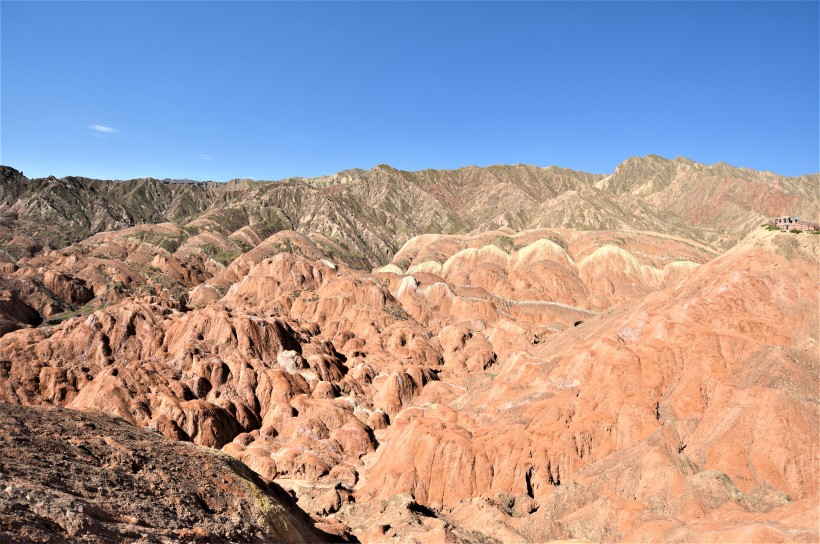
(198, 154, 212, 161)
(88, 124, 118, 134)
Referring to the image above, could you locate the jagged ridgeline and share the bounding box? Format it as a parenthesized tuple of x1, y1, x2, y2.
(2, 156, 817, 268)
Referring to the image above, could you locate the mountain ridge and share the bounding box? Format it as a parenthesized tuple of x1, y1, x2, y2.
(1, 155, 817, 270)
(10, 152, 812, 186)
(0, 154, 817, 541)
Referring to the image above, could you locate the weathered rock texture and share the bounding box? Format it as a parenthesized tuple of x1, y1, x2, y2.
(356, 229, 819, 542)
(0, 156, 817, 542)
(0, 403, 332, 543)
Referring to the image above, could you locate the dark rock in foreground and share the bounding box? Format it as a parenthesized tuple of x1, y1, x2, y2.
(0, 403, 332, 543)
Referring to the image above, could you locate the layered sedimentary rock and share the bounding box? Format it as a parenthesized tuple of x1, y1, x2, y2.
(1, 154, 818, 542)
(357, 229, 818, 542)
(0, 220, 816, 542)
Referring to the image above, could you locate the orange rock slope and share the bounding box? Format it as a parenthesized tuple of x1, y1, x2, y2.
(358, 228, 818, 542)
(0, 224, 816, 542)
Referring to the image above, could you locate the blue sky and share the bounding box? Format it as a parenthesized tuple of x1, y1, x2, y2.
(2, 1, 818, 180)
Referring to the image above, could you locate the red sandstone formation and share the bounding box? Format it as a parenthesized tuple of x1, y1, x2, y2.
(0, 220, 816, 542)
(358, 229, 818, 542)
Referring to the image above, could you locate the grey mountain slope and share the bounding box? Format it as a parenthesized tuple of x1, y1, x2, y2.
(1, 156, 816, 267)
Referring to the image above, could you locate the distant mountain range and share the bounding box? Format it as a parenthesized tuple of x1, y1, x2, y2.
(1, 155, 817, 267)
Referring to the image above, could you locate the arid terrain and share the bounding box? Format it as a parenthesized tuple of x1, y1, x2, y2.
(0, 156, 817, 543)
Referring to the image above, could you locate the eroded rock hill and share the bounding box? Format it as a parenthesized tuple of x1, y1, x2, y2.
(356, 228, 818, 542)
(0, 220, 816, 542)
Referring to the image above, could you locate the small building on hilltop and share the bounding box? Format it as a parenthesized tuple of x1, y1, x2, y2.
(769, 216, 820, 232)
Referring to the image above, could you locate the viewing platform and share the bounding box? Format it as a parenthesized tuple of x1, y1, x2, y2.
(768, 216, 820, 232)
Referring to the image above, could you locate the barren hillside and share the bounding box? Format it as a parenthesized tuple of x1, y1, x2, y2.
(3, 156, 816, 268)
(0, 158, 817, 542)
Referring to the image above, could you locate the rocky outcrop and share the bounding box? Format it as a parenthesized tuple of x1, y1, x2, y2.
(0, 219, 816, 543)
(0, 403, 331, 543)
(0, 245, 446, 523)
(356, 229, 819, 542)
